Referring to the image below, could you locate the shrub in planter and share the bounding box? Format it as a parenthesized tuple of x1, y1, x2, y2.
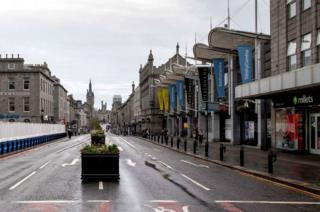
(81, 144, 120, 181)
(91, 130, 105, 145)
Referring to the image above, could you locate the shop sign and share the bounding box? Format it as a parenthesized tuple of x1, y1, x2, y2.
(274, 93, 319, 108)
(197, 67, 209, 102)
(237, 44, 253, 84)
(213, 58, 225, 98)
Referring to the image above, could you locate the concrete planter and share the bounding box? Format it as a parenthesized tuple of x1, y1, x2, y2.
(81, 153, 119, 181)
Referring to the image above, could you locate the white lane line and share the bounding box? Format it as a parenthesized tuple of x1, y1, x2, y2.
(39, 161, 50, 169)
(126, 159, 136, 167)
(118, 146, 124, 152)
(9, 171, 37, 190)
(87, 200, 110, 203)
(62, 158, 79, 167)
(159, 161, 174, 170)
(150, 200, 177, 203)
(13, 200, 79, 204)
(119, 137, 136, 149)
(181, 160, 209, 168)
(180, 174, 211, 191)
(99, 181, 104, 190)
(214, 200, 320, 205)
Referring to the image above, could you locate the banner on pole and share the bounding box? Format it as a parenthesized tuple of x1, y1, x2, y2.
(198, 67, 209, 102)
(169, 84, 176, 111)
(185, 78, 194, 109)
(176, 80, 184, 107)
(237, 44, 253, 84)
(157, 88, 164, 111)
(162, 88, 170, 112)
(213, 58, 225, 98)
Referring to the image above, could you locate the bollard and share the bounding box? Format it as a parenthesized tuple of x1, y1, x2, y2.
(161, 135, 164, 144)
(184, 138, 187, 152)
(268, 150, 277, 174)
(240, 146, 244, 166)
(171, 137, 173, 147)
(177, 138, 180, 150)
(193, 140, 197, 154)
(205, 142, 209, 157)
(157, 135, 160, 143)
(220, 144, 226, 161)
(199, 135, 203, 145)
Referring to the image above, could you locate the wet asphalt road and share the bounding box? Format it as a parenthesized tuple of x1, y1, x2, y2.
(0, 133, 319, 212)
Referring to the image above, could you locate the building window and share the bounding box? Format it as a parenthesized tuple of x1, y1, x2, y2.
(24, 97, 30, 112)
(287, 40, 297, 71)
(302, 0, 311, 10)
(301, 33, 312, 67)
(24, 78, 30, 90)
(8, 63, 16, 70)
(8, 97, 15, 112)
(287, 0, 296, 18)
(8, 78, 15, 90)
(317, 30, 320, 46)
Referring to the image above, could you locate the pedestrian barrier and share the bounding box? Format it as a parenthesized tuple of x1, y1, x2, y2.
(0, 132, 66, 156)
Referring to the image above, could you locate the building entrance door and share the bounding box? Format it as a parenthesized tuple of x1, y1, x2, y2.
(310, 114, 320, 154)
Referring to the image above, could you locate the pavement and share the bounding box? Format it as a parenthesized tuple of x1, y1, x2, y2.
(142, 135, 320, 195)
(0, 133, 319, 211)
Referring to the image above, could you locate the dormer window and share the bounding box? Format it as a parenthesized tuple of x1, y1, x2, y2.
(8, 63, 16, 70)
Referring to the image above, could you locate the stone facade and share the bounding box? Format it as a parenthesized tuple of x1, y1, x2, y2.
(0, 55, 55, 123)
(52, 76, 69, 124)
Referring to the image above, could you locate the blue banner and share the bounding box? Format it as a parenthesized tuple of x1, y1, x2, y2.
(176, 80, 184, 107)
(237, 44, 253, 84)
(169, 84, 176, 111)
(213, 58, 225, 98)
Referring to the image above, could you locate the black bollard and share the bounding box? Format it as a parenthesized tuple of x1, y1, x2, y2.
(193, 140, 197, 154)
(165, 136, 168, 145)
(177, 138, 180, 150)
(184, 138, 187, 152)
(220, 144, 226, 161)
(240, 146, 244, 166)
(268, 150, 277, 174)
(171, 137, 173, 147)
(199, 135, 203, 145)
(205, 142, 209, 157)
(157, 135, 160, 143)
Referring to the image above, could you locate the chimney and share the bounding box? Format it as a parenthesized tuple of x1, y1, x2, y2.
(6, 54, 8, 58)
(11, 54, 14, 58)
(17, 54, 20, 58)
(132, 81, 135, 93)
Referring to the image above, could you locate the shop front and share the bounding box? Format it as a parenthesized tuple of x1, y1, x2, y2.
(273, 91, 320, 154)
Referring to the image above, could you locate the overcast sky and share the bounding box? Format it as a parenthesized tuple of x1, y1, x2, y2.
(0, 0, 270, 110)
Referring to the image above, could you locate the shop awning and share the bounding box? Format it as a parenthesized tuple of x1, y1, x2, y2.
(208, 27, 270, 50)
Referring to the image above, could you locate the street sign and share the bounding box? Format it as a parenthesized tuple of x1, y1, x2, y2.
(201, 102, 220, 112)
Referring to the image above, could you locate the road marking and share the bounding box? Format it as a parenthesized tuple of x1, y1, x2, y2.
(126, 159, 136, 167)
(9, 171, 37, 190)
(214, 200, 320, 205)
(99, 181, 104, 190)
(150, 200, 177, 203)
(62, 158, 79, 167)
(118, 146, 123, 152)
(180, 174, 211, 191)
(87, 200, 110, 203)
(159, 161, 174, 170)
(13, 200, 79, 204)
(181, 160, 209, 168)
(151, 157, 157, 161)
(39, 161, 50, 169)
(119, 137, 136, 149)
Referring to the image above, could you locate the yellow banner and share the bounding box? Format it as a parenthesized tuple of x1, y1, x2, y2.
(157, 88, 164, 111)
(163, 88, 169, 112)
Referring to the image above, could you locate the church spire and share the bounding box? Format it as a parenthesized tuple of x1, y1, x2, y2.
(176, 42, 180, 55)
(148, 50, 154, 63)
(89, 79, 92, 92)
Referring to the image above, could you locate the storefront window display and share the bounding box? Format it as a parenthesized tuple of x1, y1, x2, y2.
(275, 108, 304, 151)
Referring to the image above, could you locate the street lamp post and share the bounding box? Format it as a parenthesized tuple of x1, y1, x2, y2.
(205, 101, 209, 157)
